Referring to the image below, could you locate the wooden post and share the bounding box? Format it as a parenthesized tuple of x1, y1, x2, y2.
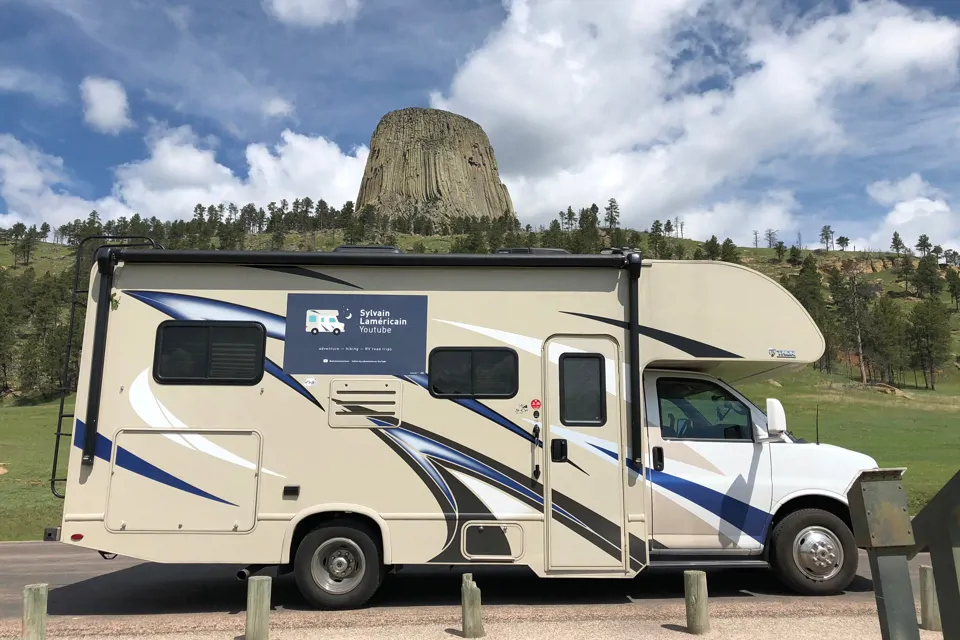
(461, 573, 485, 639)
(22, 583, 48, 640)
(244, 575, 271, 640)
(683, 570, 709, 635)
(919, 564, 941, 632)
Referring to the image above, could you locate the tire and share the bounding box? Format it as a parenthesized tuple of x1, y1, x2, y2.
(769, 508, 858, 595)
(293, 522, 383, 610)
(311, 328, 319, 335)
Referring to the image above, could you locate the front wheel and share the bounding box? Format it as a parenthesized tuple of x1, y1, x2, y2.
(769, 508, 858, 595)
(294, 522, 383, 609)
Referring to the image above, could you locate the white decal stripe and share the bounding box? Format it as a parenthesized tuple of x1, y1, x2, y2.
(129, 369, 285, 478)
(436, 319, 630, 401)
(448, 469, 539, 518)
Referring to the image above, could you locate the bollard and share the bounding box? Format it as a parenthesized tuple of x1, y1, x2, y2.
(244, 575, 271, 640)
(22, 583, 48, 640)
(846, 468, 921, 640)
(461, 573, 485, 638)
(683, 570, 709, 635)
(919, 565, 941, 632)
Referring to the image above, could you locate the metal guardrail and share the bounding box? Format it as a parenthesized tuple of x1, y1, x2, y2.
(846, 467, 959, 638)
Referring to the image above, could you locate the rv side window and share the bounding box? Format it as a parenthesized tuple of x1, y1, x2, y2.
(559, 353, 606, 426)
(428, 348, 518, 398)
(153, 321, 266, 385)
(655, 377, 752, 441)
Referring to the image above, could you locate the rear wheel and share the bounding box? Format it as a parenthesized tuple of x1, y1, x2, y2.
(293, 522, 383, 610)
(769, 508, 857, 595)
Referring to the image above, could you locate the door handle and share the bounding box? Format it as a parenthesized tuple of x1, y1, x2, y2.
(551, 439, 568, 462)
(652, 446, 664, 471)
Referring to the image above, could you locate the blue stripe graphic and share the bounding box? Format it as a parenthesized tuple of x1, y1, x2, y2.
(74, 420, 237, 506)
(591, 443, 771, 543)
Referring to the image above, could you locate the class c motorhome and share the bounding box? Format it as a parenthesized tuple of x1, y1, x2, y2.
(46, 243, 879, 610)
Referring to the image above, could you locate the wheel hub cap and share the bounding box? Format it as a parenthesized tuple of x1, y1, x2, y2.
(793, 526, 843, 581)
(310, 537, 366, 595)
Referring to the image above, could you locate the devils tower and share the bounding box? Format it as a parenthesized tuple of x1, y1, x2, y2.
(355, 107, 515, 222)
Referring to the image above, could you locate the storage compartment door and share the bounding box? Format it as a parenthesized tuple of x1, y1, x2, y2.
(105, 430, 261, 533)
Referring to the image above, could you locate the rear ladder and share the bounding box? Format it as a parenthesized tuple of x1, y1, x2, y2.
(49, 235, 162, 499)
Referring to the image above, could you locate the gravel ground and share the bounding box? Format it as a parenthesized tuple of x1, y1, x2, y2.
(0, 614, 945, 640)
(0, 600, 937, 639)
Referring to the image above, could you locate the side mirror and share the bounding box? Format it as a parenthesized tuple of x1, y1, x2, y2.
(766, 398, 787, 436)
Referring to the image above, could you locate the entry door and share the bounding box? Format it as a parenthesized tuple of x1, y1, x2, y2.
(543, 335, 627, 572)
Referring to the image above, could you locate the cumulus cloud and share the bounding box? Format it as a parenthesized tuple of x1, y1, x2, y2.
(80, 76, 135, 135)
(262, 0, 360, 27)
(430, 0, 960, 234)
(0, 125, 368, 229)
(852, 174, 957, 252)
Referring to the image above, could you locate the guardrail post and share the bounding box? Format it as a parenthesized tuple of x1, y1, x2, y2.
(846, 468, 920, 640)
(461, 573, 485, 638)
(919, 565, 941, 632)
(683, 570, 709, 635)
(244, 575, 271, 640)
(22, 583, 48, 640)
(907, 469, 960, 639)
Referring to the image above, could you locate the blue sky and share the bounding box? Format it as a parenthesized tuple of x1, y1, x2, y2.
(1, 0, 960, 250)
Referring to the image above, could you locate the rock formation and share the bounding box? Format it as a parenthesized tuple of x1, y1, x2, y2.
(355, 107, 515, 222)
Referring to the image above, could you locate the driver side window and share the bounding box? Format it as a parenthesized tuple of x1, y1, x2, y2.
(656, 377, 752, 441)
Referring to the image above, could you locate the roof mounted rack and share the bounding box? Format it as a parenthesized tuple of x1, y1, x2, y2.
(332, 244, 404, 254)
(494, 247, 571, 254)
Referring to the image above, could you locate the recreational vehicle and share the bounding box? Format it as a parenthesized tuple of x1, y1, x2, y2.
(46, 243, 879, 610)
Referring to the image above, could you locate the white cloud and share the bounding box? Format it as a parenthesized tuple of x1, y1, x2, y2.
(853, 174, 956, 252)
(0, 125, 368, 229)
(866, 173, 946, 207)
(262, 0, 360, 27)
(430, 0, 960, 235)
(0, 66, 67, 104)
(80, 76, 135, 135)
(262, 97, 295, 119)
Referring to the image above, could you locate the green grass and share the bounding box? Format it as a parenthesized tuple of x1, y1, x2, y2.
(738, 368, 960, 514)
(0, 394, 72, 541)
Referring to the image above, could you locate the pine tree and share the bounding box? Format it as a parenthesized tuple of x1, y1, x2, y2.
(908, 298, 951, 390)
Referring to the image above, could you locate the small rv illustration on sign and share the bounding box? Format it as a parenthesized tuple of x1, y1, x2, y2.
(306, 309, 346, 335)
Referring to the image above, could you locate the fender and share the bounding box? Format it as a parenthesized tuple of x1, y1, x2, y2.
(770, 488, 849, 517)
(280, 503, 393, 565)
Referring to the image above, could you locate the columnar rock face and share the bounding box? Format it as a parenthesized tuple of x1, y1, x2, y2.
(356, 107, 515, 222)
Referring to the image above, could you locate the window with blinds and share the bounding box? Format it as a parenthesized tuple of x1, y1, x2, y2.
(153, 320, 266, 385)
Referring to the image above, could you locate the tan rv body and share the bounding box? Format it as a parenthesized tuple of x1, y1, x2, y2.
(54, 250, 854, 609)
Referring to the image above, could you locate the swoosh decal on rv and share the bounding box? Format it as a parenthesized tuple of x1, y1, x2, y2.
(244, 265, 363, 290)
(123, 290, 322, 410)
(559, 311, 743, 359)
(73, 420, 237, 506)
(129, 369, 285, 478)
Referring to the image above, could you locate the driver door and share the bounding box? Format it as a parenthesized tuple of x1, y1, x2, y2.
(643, 371, 772, 552)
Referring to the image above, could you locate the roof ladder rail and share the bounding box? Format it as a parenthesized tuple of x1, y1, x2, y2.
(49, 234, 163, 499)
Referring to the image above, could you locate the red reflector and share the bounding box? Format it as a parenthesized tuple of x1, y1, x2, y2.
(70, 534, 84, 541)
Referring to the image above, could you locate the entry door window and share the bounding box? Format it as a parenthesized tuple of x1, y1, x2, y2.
(559, 353, 606, 426)
(656, 377, 752, 441)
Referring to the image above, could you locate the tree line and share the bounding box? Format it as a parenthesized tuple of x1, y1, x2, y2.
(0, 196, 956, 397)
